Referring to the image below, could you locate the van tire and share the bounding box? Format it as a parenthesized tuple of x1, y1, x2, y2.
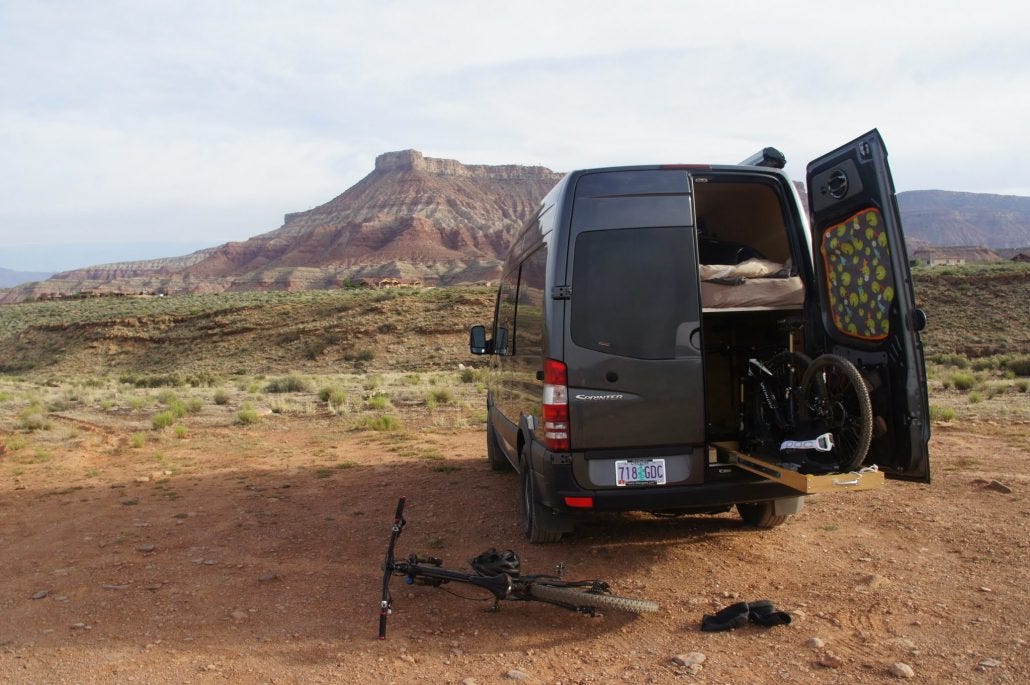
(519, 456, 564, 543)
(486, 421, 512, 471)
(736, 501, 789, 528)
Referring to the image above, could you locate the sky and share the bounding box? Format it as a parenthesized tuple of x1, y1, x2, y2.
(2, 1, 1029, 272)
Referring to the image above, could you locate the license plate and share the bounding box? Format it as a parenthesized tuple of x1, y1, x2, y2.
(615, 459, 667, 487)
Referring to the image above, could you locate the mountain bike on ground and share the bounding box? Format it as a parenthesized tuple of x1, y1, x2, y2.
(378, 497, 658, 639)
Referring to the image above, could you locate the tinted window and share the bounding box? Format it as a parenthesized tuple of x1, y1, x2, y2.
(515, 246, 546, 358)
(571, 226, 698, 360)
(496, 269, 517, 355)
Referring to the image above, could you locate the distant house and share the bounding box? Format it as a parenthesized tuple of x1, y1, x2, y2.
(911, 246, 1002, 266)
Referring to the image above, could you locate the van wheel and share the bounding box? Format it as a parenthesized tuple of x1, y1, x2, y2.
(736, 501, 789, 529)
(519, 458, 563, 543)
(486, 421, 512, 471)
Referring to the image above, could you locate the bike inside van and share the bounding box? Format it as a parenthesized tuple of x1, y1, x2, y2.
(470, 130, 930, 542)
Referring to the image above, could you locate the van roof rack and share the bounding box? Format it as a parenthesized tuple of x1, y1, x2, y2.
(739, 147, 786, 169)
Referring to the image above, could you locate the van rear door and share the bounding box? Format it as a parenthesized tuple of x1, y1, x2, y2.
(806, 129, 931, 481)
(564, 169, 705, 454)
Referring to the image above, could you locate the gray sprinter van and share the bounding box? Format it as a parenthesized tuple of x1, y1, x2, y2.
(469, 130, 930, 542)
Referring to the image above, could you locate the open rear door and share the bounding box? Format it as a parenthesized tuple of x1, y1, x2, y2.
(806, 129, 930, 482)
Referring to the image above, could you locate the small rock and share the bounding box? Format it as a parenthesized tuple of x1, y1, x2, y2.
(397, 654, 416, 664)
(978, 658, 1002, 668)
(231, 610, 247, 620)
(818, 653, 844, 669)
(70, 623, 86, 630)
(101, 584, 129, 590)
(144, 583, 163, 591)
(672, 653, 706, 667)
(806, 637, 825, 649)
(257, 572, 279, 583)
(504, 670, 529, 681)
(857, 574, 886, 589)
(451, 648, 464, 656)
(202, 559, 217, 565)
(461, 679, 477, 685)
(137, 543, 156, 553)
(31, 590, 48, 600)
(890, 662, 915, 678)
(979, 586, 993, 593)
(135, 476, 150, 483)
(985, 480, 1013, 494)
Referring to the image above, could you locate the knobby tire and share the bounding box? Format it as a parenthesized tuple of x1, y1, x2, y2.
(528, 582, 659, 614)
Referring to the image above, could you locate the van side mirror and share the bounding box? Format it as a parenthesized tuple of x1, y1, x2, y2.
(469, 325, 490, 355)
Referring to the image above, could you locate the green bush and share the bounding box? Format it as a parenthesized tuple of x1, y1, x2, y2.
(968, 391, 983, 404)
(130, 432, 146, 448)
(951, 372, 975, 391)
(152, 411, 175, 430)
(235, 404, 259, 425)
(932, 353, 969, 369)
(186, 398, 203, 413)
(174, 424, 188, 439)
(929, 405, 956, 422)
(213, 389, 230, 405)
(265, 375, 311, 393)
(1003, 355, 1030, 377)
(355, 415, 400, 431)
(1016, 380, 1029, 393)
(366, 394, 390, 410)
(318, 386, 347, 406)
(459, 368, 478, 383)
(426, 388, 453, 408)
(18, 411, 51, 431)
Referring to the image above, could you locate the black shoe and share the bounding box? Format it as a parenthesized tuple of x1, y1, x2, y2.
(701, 601, 750, 632)
(748, 599, 792, 626)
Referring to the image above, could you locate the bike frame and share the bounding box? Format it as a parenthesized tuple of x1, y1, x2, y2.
(379, 497, 626, 638)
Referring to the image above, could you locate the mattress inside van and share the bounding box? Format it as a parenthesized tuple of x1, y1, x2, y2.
(699, 259, 804, 310)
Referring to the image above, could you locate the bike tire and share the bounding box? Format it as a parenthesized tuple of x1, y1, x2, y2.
(800, 354, 873, 472)
(528, 582, 659, 614)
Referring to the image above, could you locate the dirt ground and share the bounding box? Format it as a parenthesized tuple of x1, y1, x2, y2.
(1, 412, 1028, 684)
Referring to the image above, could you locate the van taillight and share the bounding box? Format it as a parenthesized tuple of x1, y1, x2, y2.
(542, 358, 570, 452)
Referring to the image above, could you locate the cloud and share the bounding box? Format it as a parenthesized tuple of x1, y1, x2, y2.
(1, 0, 1028, 266)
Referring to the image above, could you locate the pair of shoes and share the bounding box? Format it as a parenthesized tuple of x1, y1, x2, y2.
(701, 599, 792, 632)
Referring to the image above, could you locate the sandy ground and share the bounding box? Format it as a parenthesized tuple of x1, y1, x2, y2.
(1, 414, 1028, 684)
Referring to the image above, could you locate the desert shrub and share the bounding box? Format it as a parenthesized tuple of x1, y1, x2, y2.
(186, 398, 203, 413)
(213, 389, 230, 405)
(366, 394, 390, 410)
(265, 375, 311, 393)
(129, 396, 149, 411)
(130, 432, 146, 448)
(0, 391, 11, 402)
(152, 411, 175, 430)
(236, 403, 259, 425)
(121, 373, 184, 388)
(5, 435, 27, 451)
(929, 405, 956, 422)
(971, 357, 999, 371)
(951, 372, 975, 391)
(459, 368, 478, 383)
(1003, 355, 1030, 377)
(157, 389, 178, 405)
(967, 391, 983, 404)
(931, 353, 969, 369)
(355, 415, 400, 431)
(319, 386, 347, 406)
(426, 388, 453, 408)
(303, 339, 326, 360)
(18, 409, 51, 431)
(377, 322, 397, 334)
(174, 425, 188, 439)
(185, 371, 217, 387)
(1016, 380, 1029, 393)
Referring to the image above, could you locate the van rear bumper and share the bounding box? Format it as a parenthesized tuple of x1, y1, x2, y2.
(555, 478, 801, 512)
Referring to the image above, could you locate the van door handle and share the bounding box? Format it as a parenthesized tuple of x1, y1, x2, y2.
(689, 327, 702, 350)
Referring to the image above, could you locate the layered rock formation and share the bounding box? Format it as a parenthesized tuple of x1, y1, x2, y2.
(2, 150, 562, 302)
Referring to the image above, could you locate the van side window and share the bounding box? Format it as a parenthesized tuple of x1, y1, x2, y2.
(514, 246, 547, 360)
(571, 226, 698, 360)
(496, 269, 518, 355)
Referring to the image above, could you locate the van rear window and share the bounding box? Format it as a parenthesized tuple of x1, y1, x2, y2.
(571, 226, 698, 360)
